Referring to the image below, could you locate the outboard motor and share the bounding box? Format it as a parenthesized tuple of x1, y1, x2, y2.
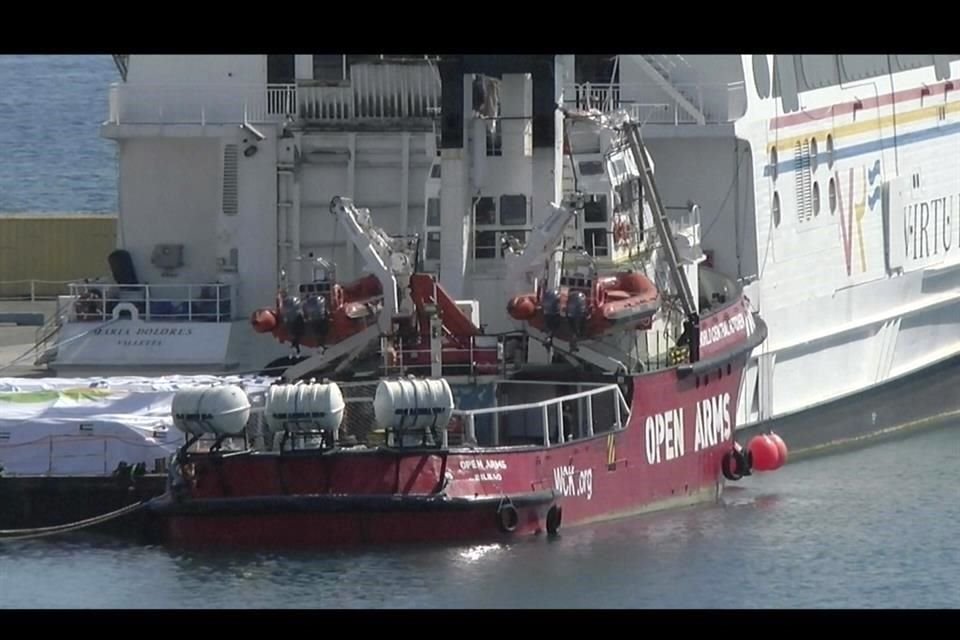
(300, 294, 329, 339)
(541, 288, 564, 334)
(279, 294, 300, 326)
(279, 294, 305, 351)
(566, 290, 589, 338)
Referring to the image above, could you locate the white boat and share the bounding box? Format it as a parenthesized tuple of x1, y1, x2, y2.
(37, 54, 960, 455)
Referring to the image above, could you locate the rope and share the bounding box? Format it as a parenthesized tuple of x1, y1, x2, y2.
(0, 499, 147, 542)
(0, 316, 121, 374)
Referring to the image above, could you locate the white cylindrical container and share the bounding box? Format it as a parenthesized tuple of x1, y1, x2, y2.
(264, 382, 345, 434)
(373, 377, 454, 432)
(171, 385, 252, 437)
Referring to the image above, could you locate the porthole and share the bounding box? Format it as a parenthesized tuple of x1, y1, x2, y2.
(810, 137, 819, 172)
(773, 192, 781, 227)
(753, 55, 771, 99)
(826, 134, 835, 169)
(770, 146, 778, 181)
(829, 177, 837, 214)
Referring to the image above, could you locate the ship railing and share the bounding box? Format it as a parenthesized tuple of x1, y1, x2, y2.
(449, 382, 630, 449)
(643, 324, 691, 373)
(0, 278, 87, 301)
(63, 282, 235, 323)
(107, 83, 298, 125)
(108, 63, 441, 126)
(563, 81, 747, 125)
(379, 334, 519, 379)
(264, 379, 630, 451)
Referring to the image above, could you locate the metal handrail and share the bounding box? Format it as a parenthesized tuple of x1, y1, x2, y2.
(66, 282, 234, 323)
(450, 383, 630, 448)
(0, 279, 91, 301)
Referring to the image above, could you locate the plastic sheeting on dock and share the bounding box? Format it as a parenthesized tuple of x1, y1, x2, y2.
(0, 375, 275, 477)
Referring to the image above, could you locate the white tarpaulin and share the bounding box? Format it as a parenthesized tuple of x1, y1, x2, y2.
(0, 375, 274, 477)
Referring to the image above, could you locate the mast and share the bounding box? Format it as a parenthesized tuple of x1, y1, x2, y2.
(621, 122, 700, 360)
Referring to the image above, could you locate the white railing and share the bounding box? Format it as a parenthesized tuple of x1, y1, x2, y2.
(0, 279, 85, 301)
(108, 64, 441, 126)
(107, 83, 297, 125)
(66, 282, 234, 322)
(564, 82, 747, 125)
(449, 383, 630, 449)
(288, 381, 630, 451)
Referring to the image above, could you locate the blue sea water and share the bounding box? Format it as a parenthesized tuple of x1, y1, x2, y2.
(0, 424, 958, 609)
(0, 55, 958, 610)
(0, 55, 117, 213)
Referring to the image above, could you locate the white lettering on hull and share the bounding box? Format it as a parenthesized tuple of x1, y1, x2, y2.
(459, 458, 507, 482)
(645, 393, 733, 464)
(553, 465, 593, 500)
(700, 313, 747, 348)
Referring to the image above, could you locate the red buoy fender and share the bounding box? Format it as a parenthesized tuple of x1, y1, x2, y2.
(768, 433, 788, 468)
(748, 435, 780, 472)
(251, 308, 278, 333)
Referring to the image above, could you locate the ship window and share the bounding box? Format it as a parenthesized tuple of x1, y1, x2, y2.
(839, 55, 886, 83)
(896, 55, 933, 71)
(584, 195, 608, 223)
(772, 192, 781, 227)
(772, 55, 799, 113)
(500, 195, 528, 226)
(473, 196, 531, 261)
(813, 182, 821, 216)
(475, 197, 496, 226)
(579, 160, 604, 176)
(934, 55, 952, 81)
(810, 137, 819, 172)
(752, 55, 771, 99)
(770, 146, 778, 181)
(799, 55, 840, 91)
(474, 230, 498, 259)
(426, 231, 441, 260)
(267, 54, 295, 84)
(829, 178, 837, 214)
(613, 179, 640, 214)
(827, 134, 834, 169)
(313, 55, 346, 84)
(427, 198, 441, 227)
(585, 229, 609, 257)
(430, 164, 442, 178)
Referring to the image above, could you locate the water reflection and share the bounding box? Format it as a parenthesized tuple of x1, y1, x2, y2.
(1, 425, 958, 608)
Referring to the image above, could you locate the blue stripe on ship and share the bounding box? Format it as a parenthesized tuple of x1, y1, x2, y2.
(762, 121, 960, 177)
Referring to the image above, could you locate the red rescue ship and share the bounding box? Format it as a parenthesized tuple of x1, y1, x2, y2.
(145, 95, 785, 549)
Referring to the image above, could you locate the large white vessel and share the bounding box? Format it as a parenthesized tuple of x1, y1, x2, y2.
(38, 54, 960, 454)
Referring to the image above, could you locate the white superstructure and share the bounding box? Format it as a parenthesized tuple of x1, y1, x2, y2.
(40, 54, 960, 436)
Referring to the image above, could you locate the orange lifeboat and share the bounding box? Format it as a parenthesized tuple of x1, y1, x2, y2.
(507, 271, 659, 341)
(251, 273, 384, 349)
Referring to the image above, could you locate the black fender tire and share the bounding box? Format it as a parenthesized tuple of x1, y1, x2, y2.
(497, 503, 519, 533)
(721, 450, 744, 481)
(546, 505, 562, 537)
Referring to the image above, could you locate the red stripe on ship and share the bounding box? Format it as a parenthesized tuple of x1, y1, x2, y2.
(770, 79, 957, 130)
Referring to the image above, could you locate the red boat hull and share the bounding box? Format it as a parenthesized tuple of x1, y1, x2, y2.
(150, 299, 761, 548)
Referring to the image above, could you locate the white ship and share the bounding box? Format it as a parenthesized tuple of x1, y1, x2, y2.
(38, 54, 960, 454)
